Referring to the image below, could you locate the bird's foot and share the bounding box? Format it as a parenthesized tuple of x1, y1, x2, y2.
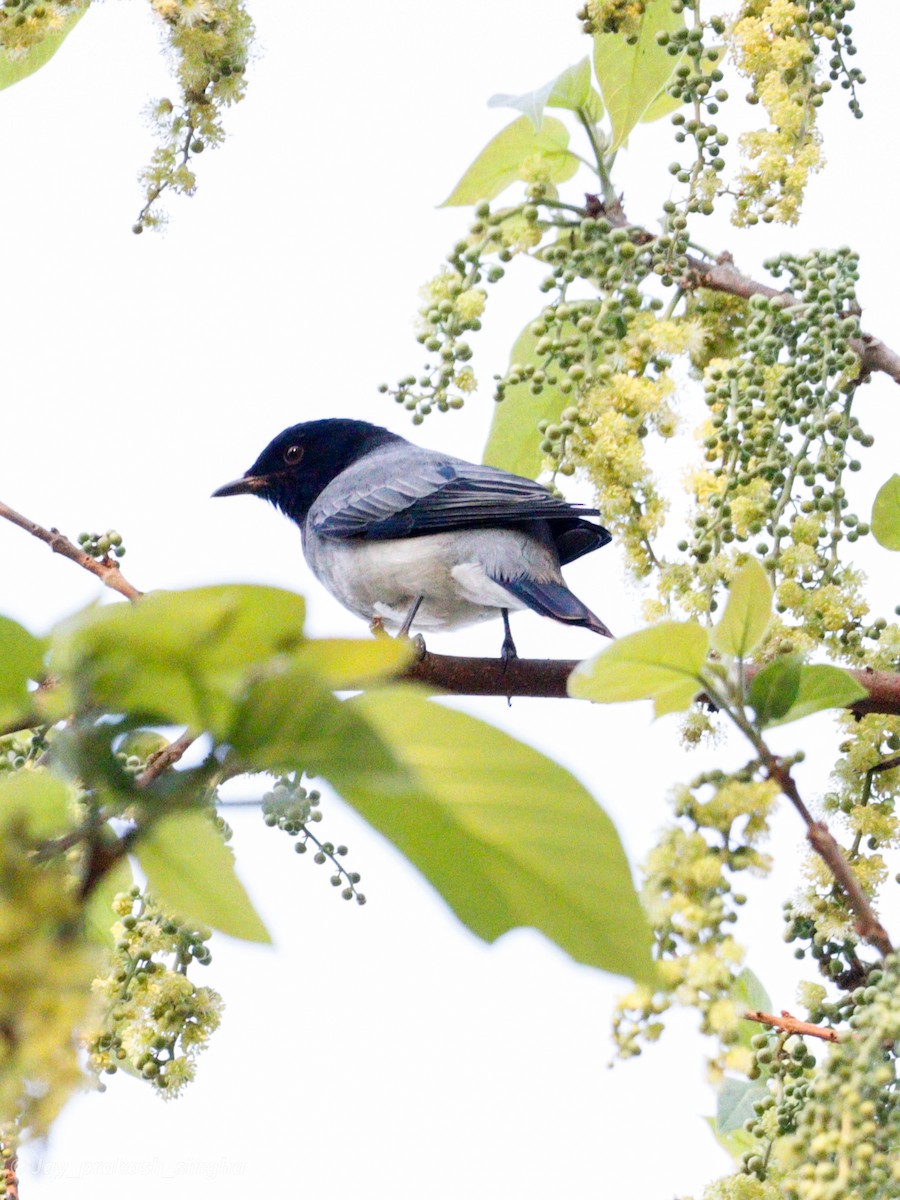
(499, 608, 518, 671)
(369, 615, 389, 639)
(410, 632, 427, 661)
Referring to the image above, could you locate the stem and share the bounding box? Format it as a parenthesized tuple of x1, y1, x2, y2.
(575, 108, 616, 206)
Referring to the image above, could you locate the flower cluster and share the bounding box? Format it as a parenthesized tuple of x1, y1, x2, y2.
(613, 767, 778, 1075)
(136, 0, 254, 231)
(87, 889, 223, 1097)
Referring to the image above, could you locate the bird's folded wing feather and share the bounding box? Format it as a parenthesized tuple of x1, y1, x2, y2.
(311, 456, 602, 540)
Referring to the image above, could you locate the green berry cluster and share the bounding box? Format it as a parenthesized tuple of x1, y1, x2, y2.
(262, 775, 365, 904)
(674, 249, 886, 654)
(811, 1, 865, 119)
(739, 1029, 818, 1180)
(661, 18, 729, 215)
(77, 529, 126, 560)
(88, 887, 222, 1097)
(577, 0, 648, 39)
(382, 199, 513, 422)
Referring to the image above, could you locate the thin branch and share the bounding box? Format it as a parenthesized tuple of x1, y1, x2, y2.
(401, 651, 900, 714)
(135, 731, 197, 789)
(0, 500, 142, 601)
(580, 195, 900, 388)
(743, 1009, 840, 1043)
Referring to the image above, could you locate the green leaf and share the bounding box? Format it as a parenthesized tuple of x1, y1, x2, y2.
(346, 687, 655, 984)
(488, 59, 604, 129)
(711, 559, 773, 658)
(871, 474, 900, 550)
(0, 2, 88, 92)
(592, 0, 686, 150)
(296, 637, 413, 690)
(482, 321, 572, 477)
(135, 811, 270, 944)
(767, 664, 868, 728)
(569, 621, 709, 717)
(83, 855, 134, 950)
(0, 768, 72, 838)
(441, 115, 579, 207)
(747, 655, 802, 725)
(716, 1076, 769, 1134)
(229, 664, 414, 790)
(732, 968, 773, 1051)
(0, 615, 44, 727)
(704, 1115, 759, 1165)
(52, 584, 306, 732)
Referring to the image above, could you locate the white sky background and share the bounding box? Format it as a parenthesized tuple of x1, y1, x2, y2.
(1, 3, 897, 1197)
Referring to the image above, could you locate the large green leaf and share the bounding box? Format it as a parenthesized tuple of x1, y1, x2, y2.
(482, 321, 572, 477)
(704, 1115, 759, 1166)
(488, 58, 603, 129)
(766, 664, 868, 728)
(0, 2, 88, 92)
(748, 655, 802, 725)
(710, 559, 772, 659)
(0, 768, 72, 838)
(346, 687, 655, 984)
(228, 663, 415, 791)
(441, 115, 579, 207)
(51, 585, 307, 732)
(0, 615, 44, 726)
(296, 636, 413, 690)
(872, 474, 900, 550)
(569, 621, 709, 717)
(716, 1076, 769, 1134)
(135, 811, 270, 944)
(731, 968, 773, 1051)
(592, 0, 685, 150)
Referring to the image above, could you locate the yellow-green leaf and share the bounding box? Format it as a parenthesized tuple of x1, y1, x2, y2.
(0, 768, 72, 838)
(441, 115, 579, 207)
(593, 0, 686, 150)
(0, 1, 88, 92)
(747, 655, 802, 725)
(0, 615, 44, 726)
(135, 811, 270, 944)
(482, 321, 574, 477)
(569, 621, 709, 717)
(347, 687, 655, 985)
(296, 637, 413, 690)
(872, 474, 900, 550)
(711, 559, 773, 658)
(489, 58, 604, 129)
(766, 664, 868, 728)
(83, 855, 134, 950)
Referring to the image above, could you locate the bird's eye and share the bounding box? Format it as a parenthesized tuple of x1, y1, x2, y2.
(283, 444, 304, 466)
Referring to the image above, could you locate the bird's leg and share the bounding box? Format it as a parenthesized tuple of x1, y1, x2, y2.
(399, 595, 424, 638)
(500, 608, 518, 667)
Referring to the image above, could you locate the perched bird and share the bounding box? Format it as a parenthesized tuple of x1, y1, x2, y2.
(213, 418, 613, 657)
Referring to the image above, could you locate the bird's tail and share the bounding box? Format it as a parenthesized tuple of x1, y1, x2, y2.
(497, 577, 614, 638)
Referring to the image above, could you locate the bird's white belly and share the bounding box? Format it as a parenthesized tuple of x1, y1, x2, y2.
(304, 529, 535, 631)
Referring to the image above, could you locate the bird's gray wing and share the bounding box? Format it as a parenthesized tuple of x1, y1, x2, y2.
(310, 448, 608, 551)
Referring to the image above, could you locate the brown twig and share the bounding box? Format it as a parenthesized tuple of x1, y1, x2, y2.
(586, 196, 900, 388)
(0, 500, 142, 601)
(764, 754, 893, 958)
(135, 731, 197, 789)
(743, 1009, 840, 1043)
(401, 651, 900, 714)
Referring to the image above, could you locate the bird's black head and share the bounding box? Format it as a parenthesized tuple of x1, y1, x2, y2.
(212, 419, 403, 524)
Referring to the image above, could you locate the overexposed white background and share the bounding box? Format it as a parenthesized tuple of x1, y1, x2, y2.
(1, 4, 897, 1196)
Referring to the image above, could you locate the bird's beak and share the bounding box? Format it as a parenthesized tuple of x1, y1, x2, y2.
(211, 474, 269, 498)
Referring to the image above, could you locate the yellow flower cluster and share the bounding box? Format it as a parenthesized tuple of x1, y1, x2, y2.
(566, 371, 674, 576)
(584, 0, 647, 37)
(87, 891, 223, 1098)
(0, 0, 86, 58)
(0, 824, 99, 1137)
(731, 1, 824, 225)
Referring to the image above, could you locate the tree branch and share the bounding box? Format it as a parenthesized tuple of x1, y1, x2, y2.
(743, 1009, 840, 1043)
(584, 195, 900, 387)
(0, 500, 142, 601)
(402, 650, 900, 714)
